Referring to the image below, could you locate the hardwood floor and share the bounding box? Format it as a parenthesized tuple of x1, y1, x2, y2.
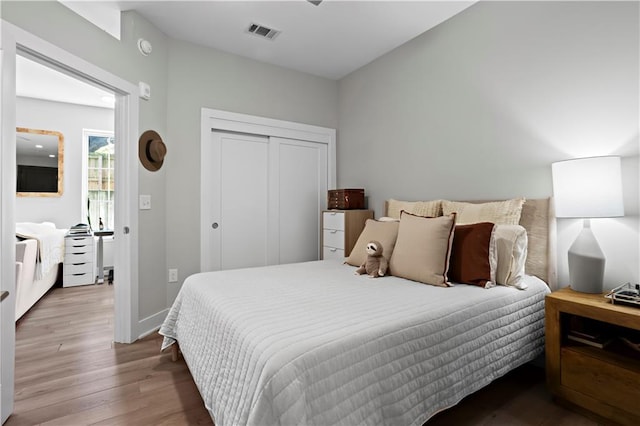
(8, 284, 212, 426)
(7, 284, 600, 426)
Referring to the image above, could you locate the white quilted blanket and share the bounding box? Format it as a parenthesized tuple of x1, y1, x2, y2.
(16, 222, 66, 279)
(160, 260, 549, 426)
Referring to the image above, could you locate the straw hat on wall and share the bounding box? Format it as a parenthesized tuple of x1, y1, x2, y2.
(139, 130, 167, 172)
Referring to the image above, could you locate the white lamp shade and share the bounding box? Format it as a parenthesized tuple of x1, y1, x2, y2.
(552, 156, 624, 218)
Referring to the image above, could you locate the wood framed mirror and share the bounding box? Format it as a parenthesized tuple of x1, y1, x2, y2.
(16, 127, 64, 197)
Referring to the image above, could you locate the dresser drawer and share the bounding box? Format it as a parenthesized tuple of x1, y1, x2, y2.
(65, 237, 94, 253)
(65, 250, 93, 263)
(63, 272, 95, 287)
(64, 261, 94, 275)
(323, 246, 345, 260)
(322, 211, 345, 231)
(323, 229, 345, 249)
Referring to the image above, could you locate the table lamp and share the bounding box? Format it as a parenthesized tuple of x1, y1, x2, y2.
(552, 156, 624, 293)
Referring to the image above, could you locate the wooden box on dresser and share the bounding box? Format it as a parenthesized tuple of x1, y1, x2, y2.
(546, 287, 640, 425)
(321, 210, 373, 260)
(63, 235, 96, 287)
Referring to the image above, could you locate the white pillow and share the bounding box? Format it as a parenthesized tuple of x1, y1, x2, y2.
(442, 198, 525, 226)
(491, 225, 528, 289)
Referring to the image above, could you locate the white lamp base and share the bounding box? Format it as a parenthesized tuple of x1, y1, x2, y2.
(568, 219, 605, 293)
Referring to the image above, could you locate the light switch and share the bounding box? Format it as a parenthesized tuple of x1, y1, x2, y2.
(139, 195, 151, 210)
(139, 81, 151, 100)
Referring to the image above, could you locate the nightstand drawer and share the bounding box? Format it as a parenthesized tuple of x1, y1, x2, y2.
(65, 251, 93, 263)
(561, 347, 640, 416)
(323, 229, 345, 249)
(322, 211, 345, 231)
(323, 246, 345, 260)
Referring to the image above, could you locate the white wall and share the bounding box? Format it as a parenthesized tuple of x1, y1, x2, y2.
(15, 96, 113, 228)
(338, 1, 639, 290)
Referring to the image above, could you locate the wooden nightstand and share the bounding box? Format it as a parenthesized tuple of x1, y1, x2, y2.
(545, 287, 640, 425)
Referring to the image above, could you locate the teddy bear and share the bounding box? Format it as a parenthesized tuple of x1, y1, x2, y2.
(355, 240, 388, 278)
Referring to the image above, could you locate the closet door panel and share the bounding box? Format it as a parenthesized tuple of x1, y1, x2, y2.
(275, 137, 327, 264)
(210, 132, 269, 271)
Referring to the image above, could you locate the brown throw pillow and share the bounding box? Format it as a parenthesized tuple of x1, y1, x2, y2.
(389, 212, 456, 287)
(345, 219, 400, 267)
(449, 222, 496, 288)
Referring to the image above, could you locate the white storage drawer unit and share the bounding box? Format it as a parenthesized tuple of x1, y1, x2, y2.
(321, 210, 373, 260)
(64, 235, 95, 287)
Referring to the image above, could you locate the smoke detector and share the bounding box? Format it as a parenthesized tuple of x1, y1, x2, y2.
(246, 23, 281, 41)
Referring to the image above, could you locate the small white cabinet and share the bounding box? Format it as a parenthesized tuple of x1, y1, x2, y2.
(321, 210, 373, 260)
(63, 235, 95, 287)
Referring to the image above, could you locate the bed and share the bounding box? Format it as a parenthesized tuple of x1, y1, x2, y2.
(160, 198, 555, 425)
(15, 222, 66, 320)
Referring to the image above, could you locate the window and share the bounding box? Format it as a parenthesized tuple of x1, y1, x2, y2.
(83, 130, 114, 230)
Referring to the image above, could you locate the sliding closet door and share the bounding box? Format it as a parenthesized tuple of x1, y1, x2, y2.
(274, 137, 327, 264)
(207, 131, 269, 271)
(202, 130, 329, 272)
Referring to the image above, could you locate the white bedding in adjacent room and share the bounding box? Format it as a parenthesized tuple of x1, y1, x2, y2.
(16, 221, 66, 279)
(160, 259, 550, 426)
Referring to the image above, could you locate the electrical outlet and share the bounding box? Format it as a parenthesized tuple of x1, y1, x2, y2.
(168, 268, 178, 283)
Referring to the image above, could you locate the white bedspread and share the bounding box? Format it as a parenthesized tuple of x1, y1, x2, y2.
(160, 260, 549, 426)
(16, 222, 66, 279)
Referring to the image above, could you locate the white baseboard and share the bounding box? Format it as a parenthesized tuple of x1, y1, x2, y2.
(137, 308, 168, 340)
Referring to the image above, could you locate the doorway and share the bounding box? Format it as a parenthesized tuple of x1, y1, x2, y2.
(1, 20, 140, 422)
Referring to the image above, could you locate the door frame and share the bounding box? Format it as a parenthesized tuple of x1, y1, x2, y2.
(200, 108, 336, 272)
(1, 20, 139, 349)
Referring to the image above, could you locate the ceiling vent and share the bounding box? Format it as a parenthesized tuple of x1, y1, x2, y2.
(247, 23, 281, 41)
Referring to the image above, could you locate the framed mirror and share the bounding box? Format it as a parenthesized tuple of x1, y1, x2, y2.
(16, 127, 64, 197)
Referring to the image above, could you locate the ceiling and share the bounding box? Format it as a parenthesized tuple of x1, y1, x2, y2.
(16, 1, 475, 108)
(118, 0, 475, 80)
(16, 55, 115, 109)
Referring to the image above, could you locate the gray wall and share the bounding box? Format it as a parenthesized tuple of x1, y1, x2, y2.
(2, 1, 170, 326)
(15, 97, 113, 228)
(164, 39, 338, 303)
(338, 1, 639, 289)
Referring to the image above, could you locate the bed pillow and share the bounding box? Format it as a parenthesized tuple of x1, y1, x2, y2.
(389, 212, 456, 287)
(491, 224, 528, 289)
(386, 199, 442, 220)
(441, 198, 525, 226)
(448, 222, 497, 288)
(345, 219, 400, 267)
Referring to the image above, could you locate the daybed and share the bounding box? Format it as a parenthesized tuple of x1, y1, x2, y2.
(15, 222, 66, 320)
(160, 198, 555, 425)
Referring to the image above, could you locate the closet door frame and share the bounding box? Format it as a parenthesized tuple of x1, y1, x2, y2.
(200, 108, 336, 272)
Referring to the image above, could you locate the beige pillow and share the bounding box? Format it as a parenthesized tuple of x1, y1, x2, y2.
(345, 219, 400, 267)
(491, 225, 528, 289)
(386, 199, 442, 220)
(441, 198, 525, 226)
(389, 212, 456, 287)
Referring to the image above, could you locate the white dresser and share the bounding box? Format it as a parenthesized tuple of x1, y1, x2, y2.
(321, 210, 373, 260)
(63, 235, 95, 287)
